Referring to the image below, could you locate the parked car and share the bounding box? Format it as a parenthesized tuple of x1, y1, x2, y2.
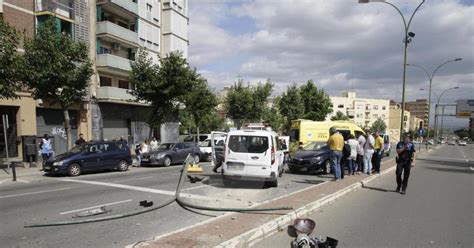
(141, 142, 201, 166)
(288, 142, 331, 174)
(448, 140, 456, 146)
(222, 130, 285, 187)
(458, 140, 467, 146)
(43, 141, 132, 176)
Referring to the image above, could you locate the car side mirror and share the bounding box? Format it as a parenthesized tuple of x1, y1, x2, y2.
(173, 148, 178, 151)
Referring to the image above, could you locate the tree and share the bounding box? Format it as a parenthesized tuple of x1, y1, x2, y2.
(300, 80, 333, 121)
(331, 111, 350, 121)
(184, 70, 218, 139)
(278, 84, 304, 134)
(371, 118, 387, 133)
(23, 18, 93, 149)
(262, 104, 284, 133)
(129, 49, 194, 136)
(0, 18, 22, 99)
(224, 80, 273, 128)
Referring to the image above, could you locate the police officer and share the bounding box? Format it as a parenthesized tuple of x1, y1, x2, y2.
(396, 133, 416, 194)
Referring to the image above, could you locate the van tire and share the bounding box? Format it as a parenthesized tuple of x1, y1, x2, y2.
(267, 178, 278, 188)
(68, 163, 82, 177)
(117, 160, 128, 171)
(163, 156, 172, 167)
(193, 154, 200, 163)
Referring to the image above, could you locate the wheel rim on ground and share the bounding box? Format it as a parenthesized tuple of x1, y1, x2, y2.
(193, 154, 200, 163)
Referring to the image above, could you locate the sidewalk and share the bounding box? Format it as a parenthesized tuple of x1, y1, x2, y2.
(133, 146, 436, 248)
(0, 166, 43, 181)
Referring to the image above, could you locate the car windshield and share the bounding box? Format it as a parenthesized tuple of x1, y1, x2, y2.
(69, 145, 85, 153)
(302, 142, 326, 151)
(157, 143, 174, 150)
(199, 140, 211, 147)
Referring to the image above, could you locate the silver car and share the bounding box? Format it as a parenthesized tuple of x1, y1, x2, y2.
(141, 142, 201, 166)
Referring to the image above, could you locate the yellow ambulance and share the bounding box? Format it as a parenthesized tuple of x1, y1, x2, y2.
(290, 119, 365, 144)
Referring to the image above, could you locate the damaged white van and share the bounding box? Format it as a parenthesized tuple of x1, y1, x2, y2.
(222, 130, 285, 187)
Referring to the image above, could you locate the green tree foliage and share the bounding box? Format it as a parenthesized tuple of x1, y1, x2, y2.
(331, 111, 350, 121)
(0, 18, 22, 99)
(278, 84, 304, 134)
(262, 101, 284, 133)
(224, 80, 273, 128)
(371, 118, 387, 133)
(22, 18, 93, 149)
(129, 49, 194, 131)
(300, 80, 333, 121)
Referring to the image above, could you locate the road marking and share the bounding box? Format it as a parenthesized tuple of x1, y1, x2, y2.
(182, 183, 217, 191)
(470, 167, 474, 171)
(423, 157, 470, 162)
(60, 199, 133, 215)
(111, 176, 153, 183)
(0, 187, 71, 199)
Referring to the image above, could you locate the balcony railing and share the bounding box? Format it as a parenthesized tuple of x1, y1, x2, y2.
(96, 86, 135, 102)
(36, 0, 74, 20)
(97, 0, 138, 16)
(96, 54, 131, 72)
(96, 21, 138, 46)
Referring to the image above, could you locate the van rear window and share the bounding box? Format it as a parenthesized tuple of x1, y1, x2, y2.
(228, 135, 269, 153)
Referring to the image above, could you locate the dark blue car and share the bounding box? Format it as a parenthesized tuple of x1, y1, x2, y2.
(288, 142, 331, 174)
(43, 141, 132, 176)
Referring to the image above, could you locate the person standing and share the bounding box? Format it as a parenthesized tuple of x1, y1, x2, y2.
(75, 133, 86, 146)
(396, 133, 416, 194)
(347, 134, 359, 175)
(327, 127, 344, 181)
(356, 132, 366, 174)
(39, 134, 52, 170)
(372, 131, 384, 174)
(150, 137, 159, 151)
(137, 140, 149, 167)
(364, 130, 375, 175)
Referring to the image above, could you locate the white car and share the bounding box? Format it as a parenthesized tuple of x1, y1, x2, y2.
(222, 130, 285, 187)
(458, 140, 467, 146)
(199, 137, 225, 161)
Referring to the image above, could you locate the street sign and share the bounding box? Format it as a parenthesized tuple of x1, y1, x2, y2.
(456, 99, 474, 118)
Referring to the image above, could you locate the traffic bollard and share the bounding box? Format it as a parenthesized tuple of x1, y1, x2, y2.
(12, 162, 17, 181)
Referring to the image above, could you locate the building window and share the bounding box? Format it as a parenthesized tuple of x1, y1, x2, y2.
(98, 47, 110, 54)
(338, 104, 344, 108)
(118, 80, 129, 89)
(100, 76, 112, 87)
(381, 114, 386, 118)
(382, 106, 386, 110)
(373, 105, 378, 110)
(373, 114, 378, 118)
(146, 3, 152, 12)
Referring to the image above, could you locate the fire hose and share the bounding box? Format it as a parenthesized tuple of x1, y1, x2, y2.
(24, 157, 292, 228)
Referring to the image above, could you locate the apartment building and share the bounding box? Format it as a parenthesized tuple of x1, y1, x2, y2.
(90, 0, 189, 143)
(327, 91, 390, 128)
(405, 99, 428, 129)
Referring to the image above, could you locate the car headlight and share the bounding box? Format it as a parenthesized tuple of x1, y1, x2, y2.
(311, 157, 321, 164)
(53, 161, 64, 166)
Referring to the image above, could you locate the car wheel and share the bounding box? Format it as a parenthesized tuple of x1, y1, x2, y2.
(267, 178, 278, 188)
(193, 154, 200, 164)
(324, 160, 331, 174)
(68, 163, 81, 177)
(289, 166, 298, 174)
(117, 160, 128, 171)
(163, 156, 172, 167)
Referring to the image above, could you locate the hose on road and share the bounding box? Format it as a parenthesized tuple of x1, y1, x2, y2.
(24, 156, 293, 228)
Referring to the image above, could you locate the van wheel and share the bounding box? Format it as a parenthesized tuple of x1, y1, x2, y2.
(193, 154, 200, 163)
(68, 164, 81, 177)
(324, 160, 331, 174)
(267, 178, 278, 188)
(163, 156, 172, 167)
(117, 160, 128, 171)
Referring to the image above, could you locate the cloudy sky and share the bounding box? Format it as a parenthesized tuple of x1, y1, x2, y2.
(187, 0, 473, 128)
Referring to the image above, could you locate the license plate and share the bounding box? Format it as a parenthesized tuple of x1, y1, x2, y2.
(141, 158, 149, 162)
(44, 166, 51, 170)
(300, 167, 307, 172)
(227, 162, 244, 170)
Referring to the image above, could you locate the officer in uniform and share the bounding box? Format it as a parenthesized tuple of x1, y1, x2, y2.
(396, 133, 416, 195)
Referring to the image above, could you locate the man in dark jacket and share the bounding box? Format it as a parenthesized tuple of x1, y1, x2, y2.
(396, 133, 416, 195)
(75, 133, 86, 146)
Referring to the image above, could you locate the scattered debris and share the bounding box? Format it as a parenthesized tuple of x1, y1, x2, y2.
(73, 207, 111, 218)
(187, 175, 203, 183)
(139, 200, 154, 208)
(231, 217, 236, 221)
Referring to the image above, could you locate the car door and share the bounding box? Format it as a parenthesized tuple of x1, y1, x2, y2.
(274, 136, 285, 172)
(172, 143, 186, 163)
(101, 142, 118, 169)
(81, 143, 104, 172)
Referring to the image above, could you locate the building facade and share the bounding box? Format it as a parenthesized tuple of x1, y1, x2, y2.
(328, 91, 390, 129)
(405, 99, 428, 129)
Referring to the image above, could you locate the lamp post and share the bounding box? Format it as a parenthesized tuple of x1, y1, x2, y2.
(359, 0, 425, 141)
(408, 58, 462, 139)
(433, 87, 459, 144)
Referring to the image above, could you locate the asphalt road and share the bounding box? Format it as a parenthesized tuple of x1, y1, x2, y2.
(0, 160, 334, 248)
(256, 144, 474, 248)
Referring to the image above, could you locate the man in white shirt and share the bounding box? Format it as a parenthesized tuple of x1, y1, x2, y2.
(150, 137, 159, 151)
(364, 130, 375, 175)
(356, 132, 366, 174)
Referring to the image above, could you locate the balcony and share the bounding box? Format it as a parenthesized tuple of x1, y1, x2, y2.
(36, 0, 74, 20)
(96, 86, 135, 102)
(97, 0, 138, 17)
(96, 21, 138, 47)
(96, 54, 131, 75)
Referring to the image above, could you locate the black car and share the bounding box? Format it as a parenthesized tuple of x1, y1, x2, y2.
(43, 141, 132, 176)
(141, 142, 202, 166)
(288, 142, 331, 174)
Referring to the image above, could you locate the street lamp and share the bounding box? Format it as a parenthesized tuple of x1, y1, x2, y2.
(359, 0, 425, 141)
(433, 86, 459, 144)
(408, 58, 462, 138)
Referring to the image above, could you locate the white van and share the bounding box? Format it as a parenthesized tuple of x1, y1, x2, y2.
(222, 130, 285, 187)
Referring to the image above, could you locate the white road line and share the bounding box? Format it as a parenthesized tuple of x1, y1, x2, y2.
(182, 183, 217, 191)
(426, 157, 471, 162)
(0, 179, 9, 184)
(58, 178, 176, 196)
(0, 187, 71, 199)
(470, 167, 474, 171)
(111, 176, 153, 183)
(60, 199, 133, 215)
